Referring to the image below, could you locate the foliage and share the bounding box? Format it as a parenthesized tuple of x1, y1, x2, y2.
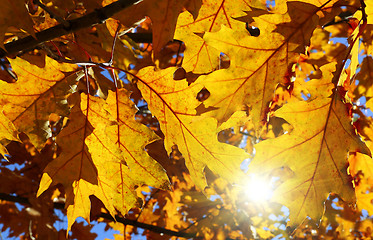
(1, 0, 373, 239)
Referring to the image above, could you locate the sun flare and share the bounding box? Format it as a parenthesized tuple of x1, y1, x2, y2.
(243, 175, 273, 203)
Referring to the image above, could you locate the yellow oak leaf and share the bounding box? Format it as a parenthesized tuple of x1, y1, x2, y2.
(194, 1, 341, 128)
(136, 67, 249, 190)
(0, 0, 35, 49)
(104, 88, 170, 196)
(37, 93, 123, 232)
(0, 56, 78, 148)
(194, 24, 292, 127)
(349, 152, 373, 215)
(0, 110, 20, 160)
(38, 92, 168, 233)
(249, 92, 370, 226)
(294, 62, 336, 100)
(174, 0, 252, 73)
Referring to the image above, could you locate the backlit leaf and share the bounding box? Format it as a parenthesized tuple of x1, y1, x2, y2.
(0, 57, 78, 148)
(249, 92, 370, 226)
(38, 90, 169, 232)
(354, 56, 373, 100)
(349, 152, 373, 215)
(0, 110, 20, 159)
(104, 88, 170, 199)
(174, 0, 253, 73)
(136, 67, 249, 190)
(366, 1, 373, 24)
(37, 93, 124, 232)
(194, 0, 340, 128)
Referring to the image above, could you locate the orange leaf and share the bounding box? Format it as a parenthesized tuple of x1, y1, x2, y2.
(0, 110, 20, 160)
(0, 56, 78, 148)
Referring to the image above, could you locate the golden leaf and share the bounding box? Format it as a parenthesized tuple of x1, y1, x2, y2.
(249, 92, 370, 226)
(136, 66, 249, 190)
(0, 56, 78, 148)
(38, 92, 168, 232)
(349, 152, 373, 216)
(0, 110, 20, 159)
(174, 0, 252, 73)
(193, 0, 341, 128)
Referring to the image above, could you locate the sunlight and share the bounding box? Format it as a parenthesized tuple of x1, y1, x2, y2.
(243, 175, 273, 203)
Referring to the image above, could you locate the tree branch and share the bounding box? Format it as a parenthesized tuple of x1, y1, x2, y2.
(99, 213, 196, 238)
(0, 192, 196, 239)
(0, 0, 147, 58)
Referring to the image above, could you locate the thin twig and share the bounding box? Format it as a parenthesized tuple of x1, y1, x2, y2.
(109, 26, 122, 65)
(29, 220, 35, 240)
(0, 192, 197, 238)
(100, 213, 196, 238)
(83, 66, 91, 95)
(360, 0, 367, 22)
(49, 41, 63, 58)
(239, 131, 255, 138)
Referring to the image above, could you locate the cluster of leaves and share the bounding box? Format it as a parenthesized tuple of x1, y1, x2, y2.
(2, 0, 373, 239)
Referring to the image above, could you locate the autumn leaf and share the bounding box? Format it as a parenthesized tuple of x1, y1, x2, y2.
(349, 115, 373, 216)
(136, 66, 249, 190)
(249, 92, 370, 226)
(193, 23, 292, 127)
(354, 56, 373, 100)
(174, 0, 253, 73)
(0, 0, 35, 48)
(37, 93, 124, 232)
(104, 88, 170, 201)
(38, 90, 169, 232)
(193, 0, 340, 128)
(349, 152, 373, 216)
(0, 110, 20, 160)
(294, 62, 336, 100)
(0, 56, 78, 149)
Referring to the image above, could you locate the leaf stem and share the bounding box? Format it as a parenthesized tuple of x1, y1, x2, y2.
(84, 66, 90, 95)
